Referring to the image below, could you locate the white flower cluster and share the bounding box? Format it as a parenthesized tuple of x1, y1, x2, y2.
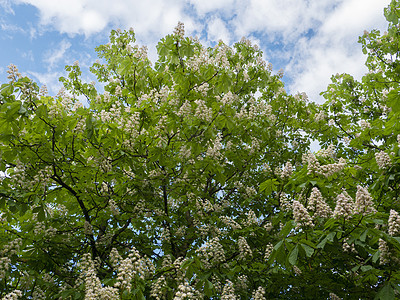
(329, 292, 342, 300)
(173, 21, 185, 38)
(264, 222, 273, 231)
(213, 43, 230, 69)
(233, 275, 246, 291)
(244, 186, 256, 198)
(174, 280, 195, 300)
(99, 102, 123, 124)
(109, 199, 120, 216)
(0, 238, 22, 280)
(206, 133, 223, 159)
(193, 82, 209, 97)
(131, 45, 149, 61)
(0, 257, 11, 280)
(236, 99, 274, 122)
(343, 136, 351, 145)
(238, 236, 252, 260)
(342, 238, 356, 253)
(248, 99, 273, 119)
(388, 209, 400, 236)
(186, 47, 210, 72)
(221, 280, 237, 300)
(293, 265, 302, 275)
(360, 120, 371, 130)
(172, 257, 187, 282)
(281, 162, 293, 178)
(318, 144, 335, 158)
(252, 286, 266, 300)
(302, 152, 346, 177)
(2, 238, 22, 257)
(354, 185, 376, 215)
(194, 99, 212, 122)
(1, 290, 22, 300)
(379, 238, 390, 265)
(314, 111, 326, 122)
(177, 100, 192, 117)
(39, 84, 48, 97)
(243, 210, 258, 227)
(195, 237, 226, 268)
(293, 200, 313, 229)
(7, 64, 22, 81)
(109, 247, 154, 292)
(264, 243, 274, 261)
(220, 216, 242, 230)
(294, 92, 308, 102)
(318, 158, 346, 177)
(333, 191, 354, 219)
(79, 253, 119, 300)
(33, 221, 57, 238)
(248, 137, 261, 155)
(375, 151, 392, 169)
(221, 91, 236, 106)
(307, 187, 332, 219)
(31, 287, 46, 300)
(280, 193, 292, 212)
(150, 276, 167, 300)
(74, 117, 86, 134)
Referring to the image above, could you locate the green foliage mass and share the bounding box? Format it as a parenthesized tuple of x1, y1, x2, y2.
(1, 1, 400, 299)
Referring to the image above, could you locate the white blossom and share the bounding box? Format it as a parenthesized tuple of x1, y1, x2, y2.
(333, 191, 354, 219)
(354, 186, 376, 215)
(388, 209, 400, 236)
(238, 236, 252, 260)
(221, 280, 236, 300)
(293, 200, 313, 229)
(307, 187, 332, 219)
(375, 151, 391, 169)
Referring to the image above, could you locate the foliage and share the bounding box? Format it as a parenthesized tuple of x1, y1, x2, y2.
(0, 1, 400, 298)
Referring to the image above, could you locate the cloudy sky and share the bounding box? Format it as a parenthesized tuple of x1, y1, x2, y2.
(0, 0, 391, 103)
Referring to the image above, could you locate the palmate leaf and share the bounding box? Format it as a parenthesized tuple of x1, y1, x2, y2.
(259, 178, 278, 196)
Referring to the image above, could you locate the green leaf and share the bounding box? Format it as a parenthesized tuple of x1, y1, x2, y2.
(18, 105, 27, 114)
(360, 229, 368, 242)
(288, 245, 299, 265)
(361, 265, 373, 272)
(117, 58, 132, 75)
(204, 280, 214, 297)
(372, 250, 380, 263)
(301, 243, 314, 258)
(375, 283, 395, 300)
(274, 240, 284, 251)
(280, 221, 294, 238)
(259, 179, 278, 196)
(317, 232, 336, 249)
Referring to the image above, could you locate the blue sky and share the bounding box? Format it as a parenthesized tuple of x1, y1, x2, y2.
(0, 0, 391, 103)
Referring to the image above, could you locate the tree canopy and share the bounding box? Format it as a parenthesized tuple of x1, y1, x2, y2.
(1, 1, 400, 299)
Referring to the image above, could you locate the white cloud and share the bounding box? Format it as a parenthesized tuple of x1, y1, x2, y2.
(0, 0, 14, 14)
(28, 70, 64, 94)
(0, 21, 25, 34)
(232, 0, 340, 42)
(21, 50, 34, 61)
(188, 0, 235, 16)
(15, 0, 188, 38)
(287, 0, 391, 103)
(44, 39, 71, 70)
(207, 16, 232, 44)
